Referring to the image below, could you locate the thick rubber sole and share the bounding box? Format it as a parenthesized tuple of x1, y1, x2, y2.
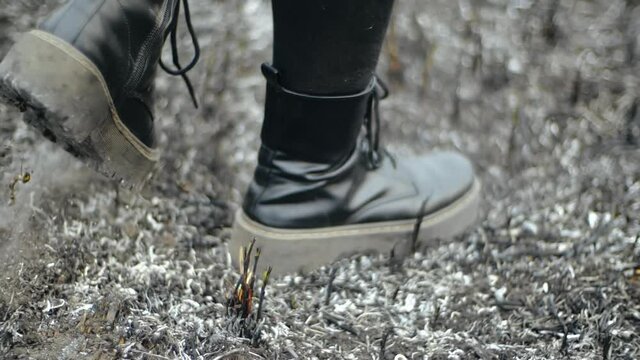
(231, 179, 482, 276)
(0, 30, 158, 189)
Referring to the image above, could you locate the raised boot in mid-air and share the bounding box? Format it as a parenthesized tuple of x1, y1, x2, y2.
(0, 0, 199, 188)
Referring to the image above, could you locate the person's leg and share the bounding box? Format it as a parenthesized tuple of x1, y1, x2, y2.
(232, 0, 481, 275)
(271, 0, 394, 95)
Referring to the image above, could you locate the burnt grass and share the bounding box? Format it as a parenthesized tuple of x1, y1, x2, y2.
(1, 0, 640, 359)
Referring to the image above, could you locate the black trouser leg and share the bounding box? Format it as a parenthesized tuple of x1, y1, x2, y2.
(271, 0, 395, 95)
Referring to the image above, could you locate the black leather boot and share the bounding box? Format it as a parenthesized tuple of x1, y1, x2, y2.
(0, 0, 199, 188)
(231, 64, 481, 275)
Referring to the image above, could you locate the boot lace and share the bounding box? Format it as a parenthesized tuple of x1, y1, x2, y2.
(364, 79, 431, 247)
(364, 78, 433, 246)
(363, 77, 390, 169)
(159, 0, 200, 108)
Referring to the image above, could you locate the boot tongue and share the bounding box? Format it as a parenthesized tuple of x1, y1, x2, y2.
(260, 63, 378, 164)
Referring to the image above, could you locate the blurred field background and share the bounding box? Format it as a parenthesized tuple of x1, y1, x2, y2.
(1, 0, 640, 358)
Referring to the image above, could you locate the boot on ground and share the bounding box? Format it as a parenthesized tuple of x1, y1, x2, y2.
(231, 64, 481, 275)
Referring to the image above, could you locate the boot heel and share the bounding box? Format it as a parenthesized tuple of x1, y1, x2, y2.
(0, 30, 158, 189)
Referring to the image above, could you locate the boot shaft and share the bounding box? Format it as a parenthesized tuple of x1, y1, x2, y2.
(260, 63, 376, 164)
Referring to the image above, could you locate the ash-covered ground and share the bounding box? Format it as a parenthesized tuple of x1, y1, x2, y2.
(1, 0, 640, 359)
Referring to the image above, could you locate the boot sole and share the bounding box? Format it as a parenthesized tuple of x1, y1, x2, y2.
(231, 179, 482, 276)
(0, 30, 158, 189)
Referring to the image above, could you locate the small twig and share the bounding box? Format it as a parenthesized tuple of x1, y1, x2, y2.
(391, 286, 400, 302)
(602, 333, 612, 360)
(250, 248, 261, 293)
(325, 267, 338, 306)
(2, 292, 15, 322)
(243, 239, 256, 276)
(411, 199, 430, 252)
(323, 312, 359, 337)
(506, 105, 521, 171)
(251, 321, 264, 346)
(379, 327, 394, 359)
(255, 266, 272, 324)
(570, 70, 580, 105)
(545, 295, 570, 356)
(632, 234, 640, 261)
(114, 183, 120, 217)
